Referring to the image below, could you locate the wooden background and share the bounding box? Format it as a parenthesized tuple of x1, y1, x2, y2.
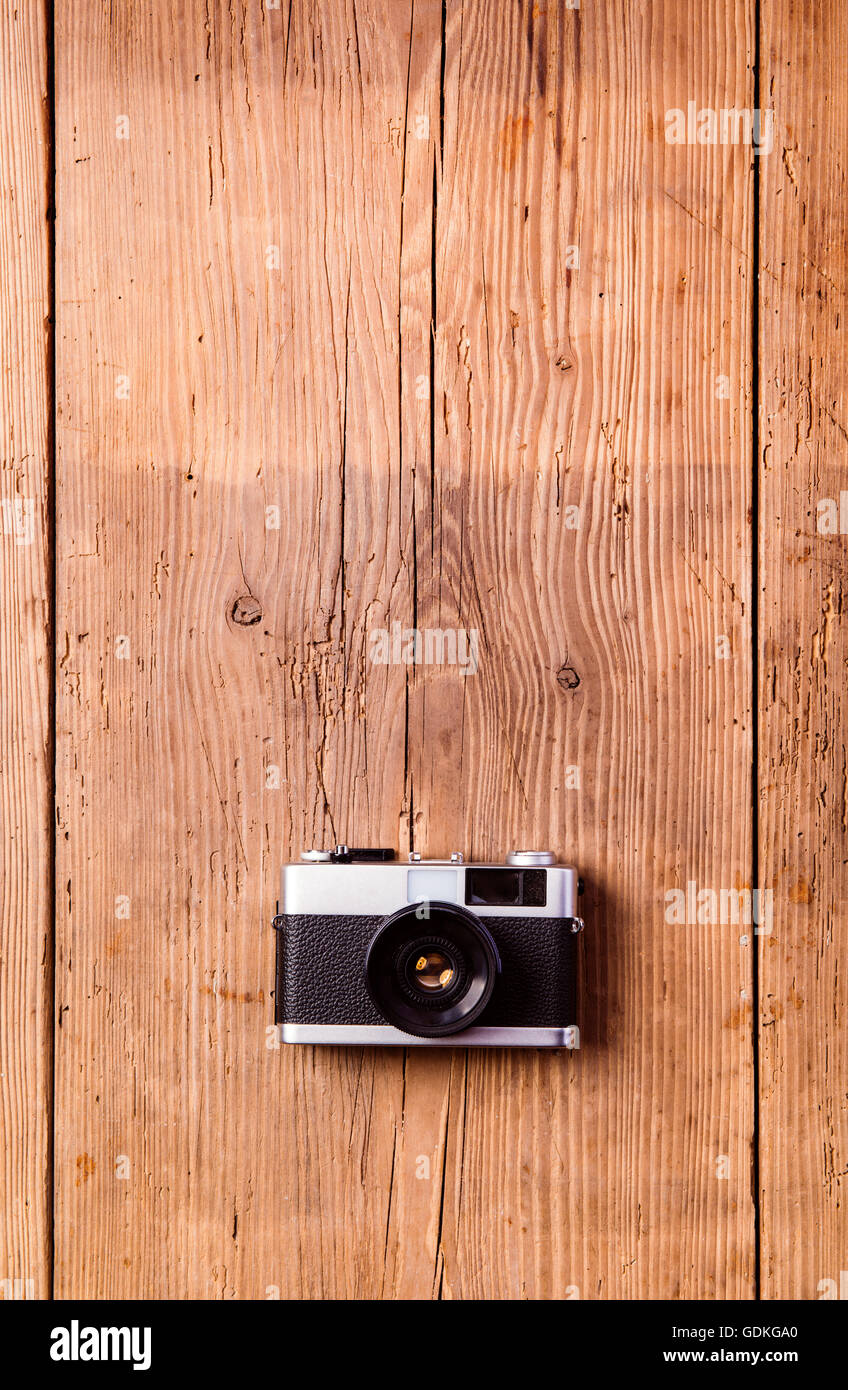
(0, 0, 845, 1300)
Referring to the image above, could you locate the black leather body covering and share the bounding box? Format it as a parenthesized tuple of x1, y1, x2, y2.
(275, 913, 577, 1028)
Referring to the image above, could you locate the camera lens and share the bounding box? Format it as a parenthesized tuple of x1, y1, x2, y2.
(364, 902, 500, 1038)
(409, 948, 455, 992)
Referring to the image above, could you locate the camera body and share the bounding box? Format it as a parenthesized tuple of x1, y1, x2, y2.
(273, 848, 583, 1048)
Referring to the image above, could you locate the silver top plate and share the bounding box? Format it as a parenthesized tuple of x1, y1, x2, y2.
(281, 860, 579, 918)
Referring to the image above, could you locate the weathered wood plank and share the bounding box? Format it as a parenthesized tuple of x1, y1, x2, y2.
(54, 0, 757, 1299)
(0, 0, 52, 1303)
(758, 0, 848, 1301)
(406, 0, 756, 1297)
(54, 0, 428, 1297)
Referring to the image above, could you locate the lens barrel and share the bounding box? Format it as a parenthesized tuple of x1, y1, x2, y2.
(364, 901, 501, 1038)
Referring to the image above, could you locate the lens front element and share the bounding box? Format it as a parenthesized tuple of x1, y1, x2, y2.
(365, 902, 501, 1038)
(411, 949, 454, 991)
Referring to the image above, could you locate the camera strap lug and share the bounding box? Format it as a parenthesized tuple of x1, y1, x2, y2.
(271, 913, 285, 931)
(570, 916, 585, 934)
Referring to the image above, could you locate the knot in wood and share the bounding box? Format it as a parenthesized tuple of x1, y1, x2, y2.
(556, 664, 580, 691)
(231, 594, 263, 626)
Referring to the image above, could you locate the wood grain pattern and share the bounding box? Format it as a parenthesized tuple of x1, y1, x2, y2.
(758, 0, 848, 1301)
(54, 0, 433, 1299)
(409, 0, 756, 1299)
(0, 1, 52, 1302)
(50, 0, 758, 1299)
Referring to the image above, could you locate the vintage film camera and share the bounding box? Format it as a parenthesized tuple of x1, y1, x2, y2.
(273, 848, 583, 1047)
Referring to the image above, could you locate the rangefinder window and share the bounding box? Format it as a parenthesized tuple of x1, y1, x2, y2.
(520, 870, 547, 906)
(465, 868, 547, 907)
